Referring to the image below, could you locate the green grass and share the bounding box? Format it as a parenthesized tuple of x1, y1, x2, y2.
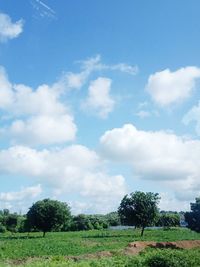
(2, 248, 200, 267)
(0, 228, 199, 265)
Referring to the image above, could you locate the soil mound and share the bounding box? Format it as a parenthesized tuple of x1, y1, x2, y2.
(125, 240, 200, 255)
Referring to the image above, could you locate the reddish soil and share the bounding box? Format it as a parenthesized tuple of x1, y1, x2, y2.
(125, 240, 200, 255)
(75, 240, 200, 259)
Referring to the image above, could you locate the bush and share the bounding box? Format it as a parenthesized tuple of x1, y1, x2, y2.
(0, 223, 6, 233)
(145, 250, 192, 267)
(155, 213, 180, 228)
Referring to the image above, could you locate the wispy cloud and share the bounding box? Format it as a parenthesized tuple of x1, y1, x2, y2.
(78, 54, 138, 76)
(31, 0, 56, 19)
(62, 55, 138, 91)
(0, 13, 24, 43)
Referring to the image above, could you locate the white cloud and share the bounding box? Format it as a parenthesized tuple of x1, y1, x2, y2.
(79, 55, 138, 75)
(61, 55, 138, 91)
(135, 110, 151, 118)
(64, 72, 88, 90)
(183, 101, 200, 136)
(159, 192, 190, 212)
(100, 124, 200, 204)
(0, 184, 42, 213)
(0, 145, 126, 213)
(0, 67, 77, 146)
(0, 13, 23, 42)
(146, 67, 200, 106)
(0, 67, 13, 108)
(8, 114, 76, 145)
(82, 77, 115, 118)
(0, 184, 42, 202)
(11, 84, 66, 116)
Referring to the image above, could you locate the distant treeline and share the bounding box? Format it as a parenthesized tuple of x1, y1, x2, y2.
(0, 208, 181, 234)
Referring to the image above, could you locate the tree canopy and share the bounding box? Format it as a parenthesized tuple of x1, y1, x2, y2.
(185, 197, 200, 232)
(26, 199, 71, 237)
(118, 191, 160, 236)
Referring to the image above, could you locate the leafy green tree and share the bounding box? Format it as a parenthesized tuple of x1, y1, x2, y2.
(0, 223, 6, 233)
(118, 191, 160, 236)
(71, 214, 94, 231)
(106, 212, 120, 226)
(5, 214, 18, 233)
(27, 199, 71, 237)
(155, 213, 180, 228)
(185, 197, 200, 232)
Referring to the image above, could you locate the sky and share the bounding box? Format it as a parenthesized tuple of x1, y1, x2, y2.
(0, 0, 200, 214)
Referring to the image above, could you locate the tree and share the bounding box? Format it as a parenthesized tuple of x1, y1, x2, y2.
(118, 191, 160, 236)
(71, 214, 94, 231)
(26, 199, 71, 237)
(185, 197, 200, 232)
(106, 212, 120, 226)
(155, 213, 180, 229)
(5, 214, 18, 233)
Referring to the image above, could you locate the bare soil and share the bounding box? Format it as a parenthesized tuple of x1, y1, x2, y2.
(72, 240, 200, 260)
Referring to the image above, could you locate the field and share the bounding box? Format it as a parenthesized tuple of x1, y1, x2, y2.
(0, 228, 200, 266)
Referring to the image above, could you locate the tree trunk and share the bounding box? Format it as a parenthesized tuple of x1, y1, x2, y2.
(43, 231, 46, 238)
(141, 226, 145, 237)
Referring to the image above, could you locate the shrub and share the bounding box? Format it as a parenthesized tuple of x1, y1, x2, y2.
(0, 223, 6, 233)
(145, 250, 191, 267)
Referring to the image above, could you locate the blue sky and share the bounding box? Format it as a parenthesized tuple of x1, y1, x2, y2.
(0, 0, 200, 214)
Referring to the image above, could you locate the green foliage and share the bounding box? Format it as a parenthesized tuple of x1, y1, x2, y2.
(185, 197, 200, 232)
(5, 214, 18, 233)
(144, 249, 194, 267)
(71, 214, 94, 231)
(155, 213, 180, 228)
(118, 191, 160, 236)
(70, 214, 109, 231)
(1, 248, 200, 266)
(0, 223, 6, 233)
(26, 199, 71, 236)
(105, 212, 120, 226)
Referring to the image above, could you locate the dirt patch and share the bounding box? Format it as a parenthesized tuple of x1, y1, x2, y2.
(125, 240, 200, 255)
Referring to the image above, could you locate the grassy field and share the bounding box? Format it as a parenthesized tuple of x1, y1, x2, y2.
(0, 228, 200, 266)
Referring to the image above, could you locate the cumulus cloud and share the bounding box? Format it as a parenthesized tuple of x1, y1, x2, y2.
(82, 77, 115, 118)
(159, 192, 190, 212)
(0, 184, 42, 212)
(146, 67, 200, 106)
(0, 184, 42, 202)
(100, 124, 200, 203)
(0, 67, 77, 146)
(183, 101, 200, 136)
(0, 13, 23, 42)
(0, 145, 126, 213)
(8, 114, 76, 145)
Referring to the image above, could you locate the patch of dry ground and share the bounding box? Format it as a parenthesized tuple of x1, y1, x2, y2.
(124, 240, 200, 255)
